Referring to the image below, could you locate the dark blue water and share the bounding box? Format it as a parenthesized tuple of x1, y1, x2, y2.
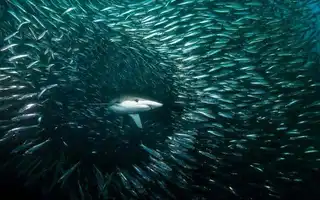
(1, 1, 320, 200)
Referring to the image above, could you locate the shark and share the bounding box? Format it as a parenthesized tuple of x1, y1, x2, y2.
(91, 96, 163, 128)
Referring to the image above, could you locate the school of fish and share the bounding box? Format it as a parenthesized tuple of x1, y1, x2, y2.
(0, 0, 320, 199)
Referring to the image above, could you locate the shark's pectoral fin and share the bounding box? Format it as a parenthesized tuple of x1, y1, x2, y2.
(128, 114, 142, 128)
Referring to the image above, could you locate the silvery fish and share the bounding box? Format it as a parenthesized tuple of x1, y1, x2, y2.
(0, 0, 319, 199)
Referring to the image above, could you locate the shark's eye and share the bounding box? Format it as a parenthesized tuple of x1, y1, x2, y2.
(135, 99, 139, 102)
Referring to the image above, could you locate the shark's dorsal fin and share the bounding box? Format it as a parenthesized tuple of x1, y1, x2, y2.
(128, 114, 142, 128)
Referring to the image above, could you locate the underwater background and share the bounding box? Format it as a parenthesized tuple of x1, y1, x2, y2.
(0, 0, 320, 200)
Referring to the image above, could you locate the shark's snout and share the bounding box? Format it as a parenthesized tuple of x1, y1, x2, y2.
(145, 101, 163, 109)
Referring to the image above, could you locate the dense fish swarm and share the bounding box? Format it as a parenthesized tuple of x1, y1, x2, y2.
(0, 0, 320, 199)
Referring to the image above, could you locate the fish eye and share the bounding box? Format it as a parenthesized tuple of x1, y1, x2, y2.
(135, 99, 139, 102)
